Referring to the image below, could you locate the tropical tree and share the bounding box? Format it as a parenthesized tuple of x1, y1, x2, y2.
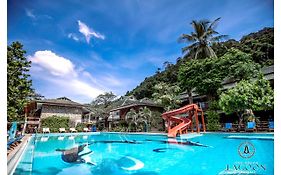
(219, 49, 260, 81)
(8, 42, 33, 121)
(240, 27, 274, 66)
(90, 92, 117, 130)
(125, 108, 138, 132)
(219, 75, 273, 127)
(178, 49, 260, 102)
(152, 82, 181, 111)
(138, 107, 152, 131)
(92, 91, 117, 108)
(178, 17, 227, 59)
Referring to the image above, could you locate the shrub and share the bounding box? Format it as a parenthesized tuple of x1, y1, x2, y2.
(41, 116, 69, 132)
(76, 123, 87, 132)
(206, 110, 221, 131)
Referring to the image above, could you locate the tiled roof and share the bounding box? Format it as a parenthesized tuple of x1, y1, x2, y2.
(109, 97, 163, 112)
(36, 97, 85, 107)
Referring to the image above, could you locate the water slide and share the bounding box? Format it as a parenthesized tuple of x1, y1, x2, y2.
(167, 116, 191, 137)
(162, 104, 206, 138)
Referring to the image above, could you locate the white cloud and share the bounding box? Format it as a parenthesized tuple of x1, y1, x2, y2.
(67, 79, 104, 99)
(77, 20, 105, 43)
(28, 50, 136, 103)
(29, 50, 106, 102)
(28, 50, 77, 77)
(100, 74, 122, 87)
(68, 33, 79, 42)
(25, 9, 36, 19)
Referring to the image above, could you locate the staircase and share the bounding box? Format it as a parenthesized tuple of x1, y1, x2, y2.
(26, 117, 41, 133)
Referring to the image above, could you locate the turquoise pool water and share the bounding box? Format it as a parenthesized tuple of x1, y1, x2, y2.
(14, 133, 273, 175)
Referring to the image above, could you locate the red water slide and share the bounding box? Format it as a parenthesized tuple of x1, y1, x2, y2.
(162, 104, 206, 137)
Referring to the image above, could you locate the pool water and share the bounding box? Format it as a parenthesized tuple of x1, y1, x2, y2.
(14, 133, 274, 175)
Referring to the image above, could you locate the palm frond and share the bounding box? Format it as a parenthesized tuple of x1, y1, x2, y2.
(191, 20, 204, 38)
(209, 17, 221, 30)
(177, 34, 196, 43)
(205, 45, 217, 58)
(194, 47, 204, 59)
(210, 35, 228, 42)
(182, 42, 199, 54)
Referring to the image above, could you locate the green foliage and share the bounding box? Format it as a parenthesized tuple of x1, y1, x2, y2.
(152, 82, 181, 111)
(89, 91, 117, 127)
(219, 75, 274, 114)
(8, 42, 33, 121)
(91, 92, 116, 108)
(207, 100, 220, 111)
(178, 17, 227, 59)
(213, 27, 274, 66)
(178, 49, 260, 100)
(150, 111, 163, 129)
(206, 110, 221, 131)
(111, 125, 127, 132)
(212, 39, 241, 58)
(76, 123, 87, 132)
(219, 49, 260, 80)
(240, 27, 274, 66)
(122, 107, 162, 132)
(126, 62, 181, 100)
(127, 27, 273, 103)
(41, 116, 69, 132)
(125, 108, 138, 131)
(178, 57, 224, 100)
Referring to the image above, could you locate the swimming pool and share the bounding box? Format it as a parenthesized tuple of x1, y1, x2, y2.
(13, 132, 274, 175)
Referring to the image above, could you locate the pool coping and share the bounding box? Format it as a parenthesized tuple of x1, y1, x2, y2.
(7, 135, 31, 175)
(33, 131, 167, 137)
(32, 131, 274, 137)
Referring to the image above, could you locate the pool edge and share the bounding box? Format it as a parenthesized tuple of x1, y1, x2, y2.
(8, 136, 31, 175)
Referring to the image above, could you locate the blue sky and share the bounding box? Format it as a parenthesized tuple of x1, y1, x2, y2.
(8, 0, 273, 103)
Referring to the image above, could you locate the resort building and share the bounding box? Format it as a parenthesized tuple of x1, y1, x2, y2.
(109, 97, 163, 120)
(24, 97, 92, 132)
(107, 97, 164, 129)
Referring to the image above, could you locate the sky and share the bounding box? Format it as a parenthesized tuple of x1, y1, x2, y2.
(8, 0, 273, 103)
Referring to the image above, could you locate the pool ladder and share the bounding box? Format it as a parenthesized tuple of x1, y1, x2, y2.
(30, 127, 38, 174)
(119, 133, 129, 143)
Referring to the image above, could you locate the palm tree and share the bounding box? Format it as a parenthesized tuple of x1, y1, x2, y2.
(138, 107, 151, 132)
(125, 108, 138, 132)
(178, 17, 227, 59)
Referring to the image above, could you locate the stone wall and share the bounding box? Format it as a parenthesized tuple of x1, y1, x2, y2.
(40, 105, 82, 123)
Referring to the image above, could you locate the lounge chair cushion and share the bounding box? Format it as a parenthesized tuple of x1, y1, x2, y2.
(247, 122, 256, 129)
(225, 123, 232, 129)
(269, 121, 274, 129)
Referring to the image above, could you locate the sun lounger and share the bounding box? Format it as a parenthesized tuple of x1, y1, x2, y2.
(92, 126, 97, 132)
(69, 128, 77, 133)
(256, 121, 269, 131)
(245, 122, 257, 132)
(7, 122, 24, 150)
(58, 136, 64, 140)
(7, 135, 24, 150)
(40, 136, 49, 142)
(222, 123, 234, 132)
(42, 128, 50, 133)
(83, 128, 89, 132)
(59, 128, 66, 133)
(69, 136, 75, 140)
(268, 121, 274, 132)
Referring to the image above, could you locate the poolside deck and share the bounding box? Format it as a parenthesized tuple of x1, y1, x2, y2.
(7, 134, 31, 175)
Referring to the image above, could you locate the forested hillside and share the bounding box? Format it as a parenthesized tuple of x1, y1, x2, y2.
(126, 27, 273, 100)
